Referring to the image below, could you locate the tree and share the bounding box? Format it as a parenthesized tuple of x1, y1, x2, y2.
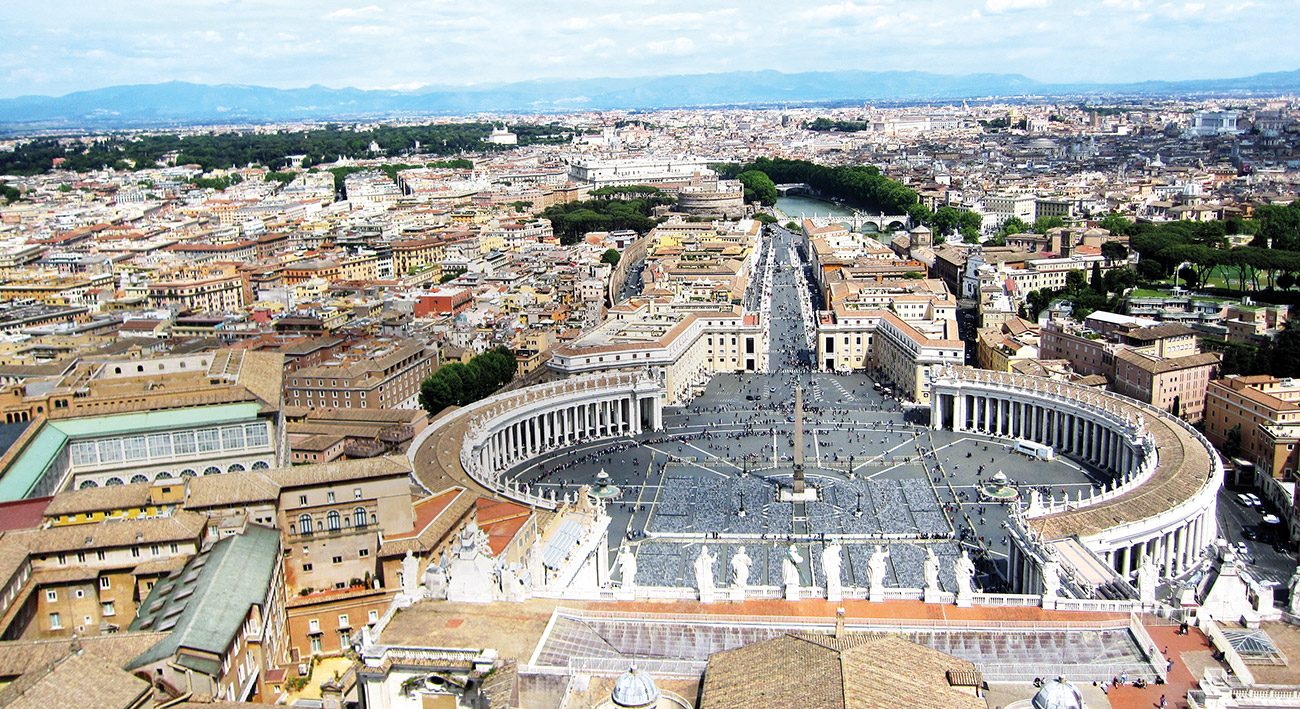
(601, 248, 621, 267)
(1224, 423, 1242, 458)
(1033, 215, 1065, 234)
(1101, 241, 1129, 262)
(736, 170, 778, 206)
(931, 207, 962, 238)
(958, 210, 983, 243)
(1279, 272, 1296, 290)
(753, 212, 777, 225)
(1091, 262, 1104, 292)
(1001, 216, 1029, 236)
(1099, 212, 1132, 236)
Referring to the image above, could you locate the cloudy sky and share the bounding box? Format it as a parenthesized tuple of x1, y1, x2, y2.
(2, 0, 1293, 98)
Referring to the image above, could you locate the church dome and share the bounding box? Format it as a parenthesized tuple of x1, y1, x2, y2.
(611, 667, 660, 708)
(1032, 678, 1084, 709)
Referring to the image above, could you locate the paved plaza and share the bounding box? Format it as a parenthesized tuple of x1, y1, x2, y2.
(502, 370, 1110, 592)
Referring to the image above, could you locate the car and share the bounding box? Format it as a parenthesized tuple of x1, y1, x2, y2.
(745, 395, 756, 401)
(1241, 527, 1258, 541)
(1246, 493, 1263, 508)
(769, 387, 777, 393)
(1233, 541, 1249, 556)
(1237, 493, 1254, 507)
(1262, 513, 1282, 525)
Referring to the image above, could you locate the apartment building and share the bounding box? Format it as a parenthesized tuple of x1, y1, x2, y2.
(284, 339, 439, 411)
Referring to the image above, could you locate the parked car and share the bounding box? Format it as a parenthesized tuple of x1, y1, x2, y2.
(1246, 493, 1263, 508)
(1236, 493, 1254, 507)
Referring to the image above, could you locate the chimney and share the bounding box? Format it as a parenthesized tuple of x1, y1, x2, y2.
(835, 608, 846, 638)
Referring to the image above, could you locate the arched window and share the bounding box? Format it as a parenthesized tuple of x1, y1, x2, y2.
(137, 365, 144, 373)
(155, 471, 173, 480)
(180, 469, 197, 478)
(78, 480, 99, 489)
(203, 466, 221, 476)
(130, 474, 149, 484)
(298, 514, 312, 533)
(227, 463, 246, 473)
(353, 508, 367, 528)
(251, 461, 269, 470)
(105, 477, 124, 486)
(327, 510, 341, 531)
(114, 367, 121, 374)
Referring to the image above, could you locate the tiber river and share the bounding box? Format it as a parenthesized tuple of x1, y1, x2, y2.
(773, 194, 857, 225)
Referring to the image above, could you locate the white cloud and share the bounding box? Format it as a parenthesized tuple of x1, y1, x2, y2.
(325, 5, 383, 20)
(984, 0, 1048, 12)
(642, 37, 695, 56)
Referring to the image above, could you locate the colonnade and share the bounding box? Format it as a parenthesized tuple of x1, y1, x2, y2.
(1102, 509, 1216, 579)
(931, 367, 1222, 592)
(935, 390, 1141, 478)
(475, 392, 661, 476)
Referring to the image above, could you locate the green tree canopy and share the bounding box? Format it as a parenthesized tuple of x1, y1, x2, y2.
(736, 170, 778, 206)
(601, 248, 621, 266)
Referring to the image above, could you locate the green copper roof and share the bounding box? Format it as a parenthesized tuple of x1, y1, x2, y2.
(127, 525, 280, 672)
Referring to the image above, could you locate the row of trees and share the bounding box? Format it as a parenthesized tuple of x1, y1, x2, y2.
(1126, 206, 1300, 292)
(714, 158, 921, 216)
(0, 123, 569, 175)
(542, 194, 674, 245)
(418, 347, 518, 417)
(736, 170, 777, 206)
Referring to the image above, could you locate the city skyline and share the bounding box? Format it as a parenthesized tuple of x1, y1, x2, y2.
(4, 0, 1296, 100)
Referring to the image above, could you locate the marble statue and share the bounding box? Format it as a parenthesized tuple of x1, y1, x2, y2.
(527, 537, 544, 589)
(731, 546, 753, 597)
(1137, 554, 1159, 606)
(424, 552, 448, 600)
(822, 542, 843, 603)
(1289, 568, 1300, 616)
(401, 550, 420, 597)
(867, 545, 889, 601)
(1041, 556, 1061, 607)
(783, 545, 804, 601)
(695, 546, 716, 603)
(617, 545, 638, 590)
(955, 550, 976, 606)
(923, 547, 942, 603)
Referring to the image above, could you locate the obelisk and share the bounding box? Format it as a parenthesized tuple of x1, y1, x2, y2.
(793, 385, 805, 494)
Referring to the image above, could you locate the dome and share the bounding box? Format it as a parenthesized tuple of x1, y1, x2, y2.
(611, 667, 660, 709)
(1032, 678, 1084, 709)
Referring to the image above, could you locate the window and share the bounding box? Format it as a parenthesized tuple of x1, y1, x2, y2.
(327, 491, 335, 503)
(353, 507, 367, 528)
(332, 556, 342, 565)
(170, 543, 178, 554)
(299, 495, 308, 506)
(354, 488, 362, 499)
(195, 428, 220, 453)
(57, 554, 66, 566)
(45, 589, 56, 602)
(368, 610, 379, 624)
(77, 552, 85, 564)
(221, 426, 245, 449)
(99, 577, 110, 590)
(298, 514, 312, 533)
(173, 432, 196, 455)
(102, 601, 115, 616)
(309, 636, 321, 654)
(358, 548, 369, 558)
(339, 629, 351, 647)
(96, 551, 105, 562)
(49, 613, 61, 630)
(302, 563, 313, 572)
(122, 436, 148, 461)
(308, 619, 319, 632)
(338, 614, 349, 628)
(327, 511, 341, 531)
(131, 547, 140, 558)
(75, 589, 84, 599)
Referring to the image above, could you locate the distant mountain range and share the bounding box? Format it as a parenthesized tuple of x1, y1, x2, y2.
(2, 68, 1298, 128)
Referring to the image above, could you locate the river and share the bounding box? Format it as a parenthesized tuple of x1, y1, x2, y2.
(774, 194, 856, 225)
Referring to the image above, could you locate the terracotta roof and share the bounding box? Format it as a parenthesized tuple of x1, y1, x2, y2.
(184, 470, 279, 509)
(33, 509, 207, 554)
(265, 455, 411, 490)
(0, 651, 151, 709)
(700, 633, 983, 709)
(42, 481, 153, 518)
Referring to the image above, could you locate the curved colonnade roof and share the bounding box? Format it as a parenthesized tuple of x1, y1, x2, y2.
(941, 366, 1216, 541)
